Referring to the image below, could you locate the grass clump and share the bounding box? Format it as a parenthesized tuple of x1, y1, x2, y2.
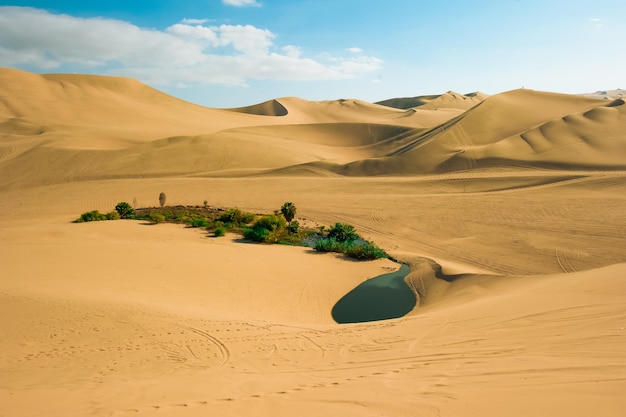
(244, 214, 287, 243)
(148, 212, 166, 224)
(314, 222, 387, 260)
(77, 210, 108, 223)
(214, 226, 226, 237)
(105, 211, 120, 220)
(190, 218, 208, 228)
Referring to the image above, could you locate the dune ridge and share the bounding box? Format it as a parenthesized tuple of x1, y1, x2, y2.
(1, 69, 625, 417)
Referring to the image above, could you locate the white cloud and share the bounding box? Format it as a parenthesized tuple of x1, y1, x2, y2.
(347, 47, 363, 54)
(181, 18, 210, 25)
(282, 45, 302, 58)
(222, 0, 261, 7)
(589, 17, 603, 28)
(0, 6, 382, 87)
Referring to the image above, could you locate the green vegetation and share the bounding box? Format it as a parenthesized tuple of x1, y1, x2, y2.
(243, 214, 287, 243)
(314, 222, 388, 260)
(115, 202, 135, 219)
(327, 222, 359, 242)
(148, 212, 165, 223)
(105, 211, 120, 220)
(77, 210, 108, 222)
(76, 200, 388, 261)
(280, 202, 297, 223)
(190, 218, 208, 228)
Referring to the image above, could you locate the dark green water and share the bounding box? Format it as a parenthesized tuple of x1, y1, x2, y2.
(332, 264, 415, 324)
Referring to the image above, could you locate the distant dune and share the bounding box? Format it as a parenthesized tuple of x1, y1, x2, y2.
(1, 69, 623, 189)
(1, 69, 625, 417)
(376, 91, 489, 110)
(581, 88, 625, 100)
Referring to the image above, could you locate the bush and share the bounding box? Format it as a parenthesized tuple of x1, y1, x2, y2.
(287, 220, 299, 234)
(219, 209, 255, 226)
(106, 211, 120, 220)
(214, 226, 226, 237)
(148, 212, 166, 223)
(77, 210, 107, 222)
(314, 237, 387, 260)
(190, 218, 208, 228)
(345, 242, 387, 260)
(243, 215, 287, 242)
(115, 202, 135, 219)
(314, 237, 349, 253)
(254, 214, 286, 231)
(243, 226, 270, 242)
(327, 222, 359, 242)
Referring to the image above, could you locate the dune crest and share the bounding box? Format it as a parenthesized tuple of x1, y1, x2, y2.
(376, 91, 488, 110)
(224, 99, 289, 116)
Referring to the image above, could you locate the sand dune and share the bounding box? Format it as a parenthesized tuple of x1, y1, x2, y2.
(1, 70, 625, 417)
(225, 99, 289, 117)
(376, 90, 488, 111)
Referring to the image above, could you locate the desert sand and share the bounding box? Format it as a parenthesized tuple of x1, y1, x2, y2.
(1, 67, 625, 416)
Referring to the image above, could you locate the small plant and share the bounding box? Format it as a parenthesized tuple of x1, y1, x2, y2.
(148, 212, 165, 223)
(159, 192, 166, 208)
(106, 211, 120, 220)
(345, 241, 387, 260)
(77, 210, 107, 222)
(243, 214, 287, 243)
(280, 202, 297, 223)
(218, 208, 255, 226)
(327, 222, 359, 242)
(243, 226, 270, 242)
(287, 220, 299, 234)
(115, 202, 135, 219)
(203, 200, 208, 208)
(190, 218, 208, 228)
(214, 226, 226, 237)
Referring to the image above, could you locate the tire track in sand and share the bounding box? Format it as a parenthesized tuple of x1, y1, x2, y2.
(178, 325, 231, 368)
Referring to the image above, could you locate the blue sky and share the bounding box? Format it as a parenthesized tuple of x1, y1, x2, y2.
(0, 1, 624, 107)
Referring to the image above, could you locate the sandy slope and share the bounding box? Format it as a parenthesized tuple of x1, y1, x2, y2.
(1, 70, 625, 417)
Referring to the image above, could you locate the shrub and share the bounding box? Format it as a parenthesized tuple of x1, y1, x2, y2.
(280, 202, 297, 223)
(115, 202, 135, 219)
(219, 209, 255, 225)
(106, 210, 120, 220)
(254, 214, 286, 231)
(287, 220, 299, 234)
(327, 222, 359, 242)
(190, 218, 208, 228)
(314, 237, 387, 260)
(148, 212, 166, 223)
(345, 242, 387, 260)
(314, 237, 348, 253)
(77, 210, 107, 222)
(214, 226, 226, 237)
(243, 214, 287, 242)
(244, 226, 270, 242)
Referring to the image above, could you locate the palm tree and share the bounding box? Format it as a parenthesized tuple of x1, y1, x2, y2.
(280, 202, 297, 223)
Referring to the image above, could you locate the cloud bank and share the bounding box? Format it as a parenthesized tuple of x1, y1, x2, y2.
(0, 6, 381, 87)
